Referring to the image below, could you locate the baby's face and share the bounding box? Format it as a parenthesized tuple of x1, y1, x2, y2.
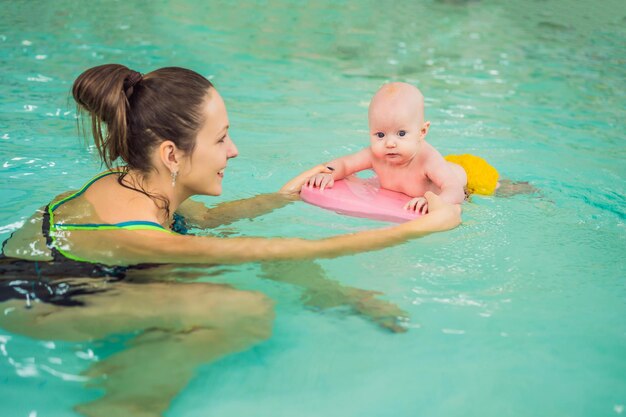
(368, 104, 424, 165)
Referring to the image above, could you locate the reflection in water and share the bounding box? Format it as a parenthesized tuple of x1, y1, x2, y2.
(1, 0, 625, 416)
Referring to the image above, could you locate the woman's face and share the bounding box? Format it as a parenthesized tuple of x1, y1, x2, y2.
(180, 89, 238, 196)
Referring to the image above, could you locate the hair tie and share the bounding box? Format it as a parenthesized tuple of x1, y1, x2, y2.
(123, 71, 143, 98)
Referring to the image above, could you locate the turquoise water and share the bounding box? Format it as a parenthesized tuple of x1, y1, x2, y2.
(1, 0, 625, 416)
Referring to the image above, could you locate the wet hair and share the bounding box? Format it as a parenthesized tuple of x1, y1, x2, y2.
(71, 64, 214, 219)
(72, 63, 213, 170)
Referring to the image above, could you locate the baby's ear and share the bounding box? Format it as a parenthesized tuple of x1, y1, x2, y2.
(421, 121, 431, 136)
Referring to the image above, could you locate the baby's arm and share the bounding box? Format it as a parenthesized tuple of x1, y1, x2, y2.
(307, 148, 374, 190)
(426, 159, 466, 205)
(405, 162, 464, 214)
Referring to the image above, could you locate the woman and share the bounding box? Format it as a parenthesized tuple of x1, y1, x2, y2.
(0, 64, 461, 417)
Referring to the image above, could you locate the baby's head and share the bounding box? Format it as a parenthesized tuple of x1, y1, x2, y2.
(368, 82, 430, 164)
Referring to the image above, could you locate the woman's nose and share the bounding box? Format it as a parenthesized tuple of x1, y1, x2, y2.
(228, 141, 239, 158)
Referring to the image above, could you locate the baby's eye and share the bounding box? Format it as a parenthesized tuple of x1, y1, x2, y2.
(376, 132, 385, 139)
(398, 130, 407, 137)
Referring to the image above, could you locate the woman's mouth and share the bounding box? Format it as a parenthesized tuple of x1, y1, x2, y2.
(217, 169, 225, 178)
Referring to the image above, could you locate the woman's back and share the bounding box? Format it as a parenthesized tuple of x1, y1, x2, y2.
(4, 171, 177, 266)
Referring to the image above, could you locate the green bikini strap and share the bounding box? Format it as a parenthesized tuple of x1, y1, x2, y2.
(47, 170, 174, 264)
(49, 170, 121, 212)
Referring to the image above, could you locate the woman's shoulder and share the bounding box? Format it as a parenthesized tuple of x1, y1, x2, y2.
(1, 178, 105, 261)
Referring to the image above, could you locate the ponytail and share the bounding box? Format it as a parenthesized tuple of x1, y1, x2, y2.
(72, 64, 135, 168)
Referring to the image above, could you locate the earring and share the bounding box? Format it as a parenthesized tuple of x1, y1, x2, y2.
(171, 170, 178, 187)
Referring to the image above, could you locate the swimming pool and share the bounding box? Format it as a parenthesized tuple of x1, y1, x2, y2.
(1, 0, 625, 416)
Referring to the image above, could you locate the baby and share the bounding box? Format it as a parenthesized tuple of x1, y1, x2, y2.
(305, 82, 499, 214)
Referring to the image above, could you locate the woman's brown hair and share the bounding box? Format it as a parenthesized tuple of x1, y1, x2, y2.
(72, 63, 213, 171)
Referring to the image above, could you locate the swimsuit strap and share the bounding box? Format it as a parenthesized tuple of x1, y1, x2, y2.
(46, 170, 174, 264)
(49, 170, 122, 212)
(42, 204, 65, 262)
(54, 221, 168, 232)
(1, 231, 15, 254)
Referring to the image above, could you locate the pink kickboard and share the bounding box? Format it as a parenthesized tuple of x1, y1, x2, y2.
(300, 176, 419, 223)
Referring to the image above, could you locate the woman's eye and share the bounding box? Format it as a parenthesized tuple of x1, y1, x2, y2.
(398, 130, 406, 137)
(218, 136, 226, 143)
(376, 132, 385, 138)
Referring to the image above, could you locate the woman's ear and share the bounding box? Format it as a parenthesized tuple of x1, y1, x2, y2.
(159, 140, 180, 173)
(421, 121, 431, 138)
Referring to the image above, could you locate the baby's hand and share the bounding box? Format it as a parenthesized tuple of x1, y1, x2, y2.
(404, 197, 429, 215)
(306, 173, 335, 191)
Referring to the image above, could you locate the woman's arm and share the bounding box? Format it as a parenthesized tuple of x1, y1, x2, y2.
(74, 191, 461, 266)
(168, 192, 460, 264)
(176, 164, 330, 229)
(176, 194, 297, 229)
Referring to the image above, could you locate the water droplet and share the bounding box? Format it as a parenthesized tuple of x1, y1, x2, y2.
(41, 341, 56, 349)
(27, 74, 52, 82)
(76, 349, 97, 360)
(16, 363, 38, 377)
(442, 328, 465, 335)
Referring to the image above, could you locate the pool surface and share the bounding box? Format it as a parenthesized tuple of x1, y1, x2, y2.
(1, 1, 625, 416)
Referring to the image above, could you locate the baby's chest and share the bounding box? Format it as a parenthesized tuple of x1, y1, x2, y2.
(373, 167, 438, 197)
